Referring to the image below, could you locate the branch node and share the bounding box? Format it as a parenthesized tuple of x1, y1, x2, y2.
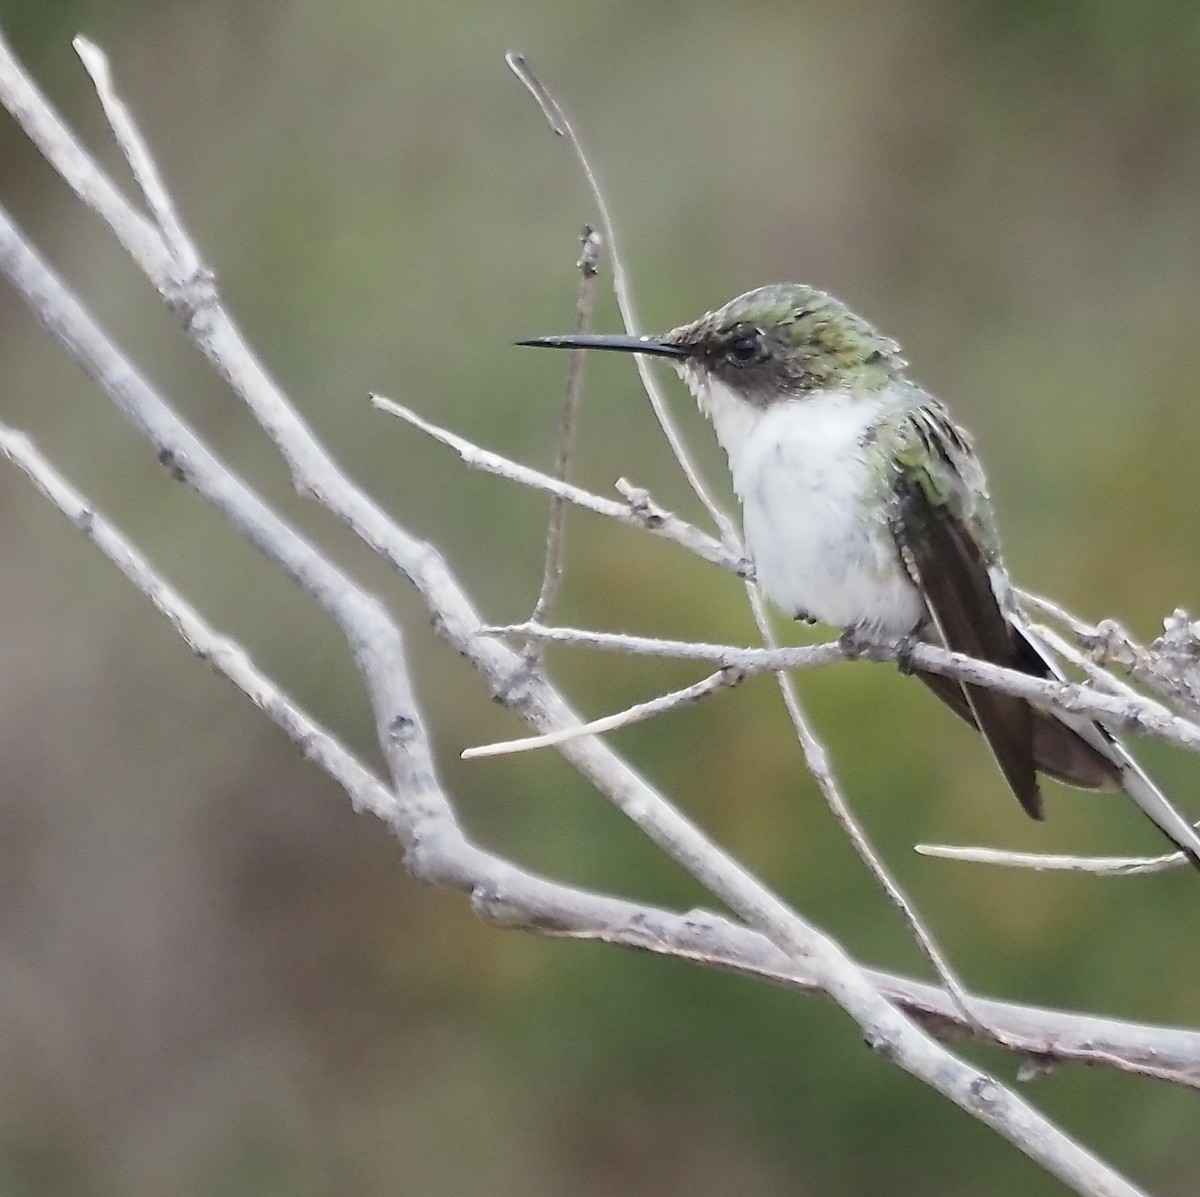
(156, 446, 188, 483)
(388, 712, 417, 743)
(967, 1076, 1001, 1110)
(163, 267, 218, 332)
(863, 1023, 899, 1063)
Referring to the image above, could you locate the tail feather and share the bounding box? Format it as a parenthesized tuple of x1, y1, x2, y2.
(1016, 622, 1200, 870)
(920, 620, 1200, 872)
(1036, 690, 1200, 873)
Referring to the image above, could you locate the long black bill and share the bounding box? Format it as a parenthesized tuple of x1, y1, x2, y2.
(516, 333, 689, 359)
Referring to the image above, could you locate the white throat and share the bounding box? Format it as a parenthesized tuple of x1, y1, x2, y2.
(675, 368, 886, 501)
(676, 366, 767, 476)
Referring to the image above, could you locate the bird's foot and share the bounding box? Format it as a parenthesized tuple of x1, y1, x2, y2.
(894, 632, 920, 676)
(838, 624, 874, 658)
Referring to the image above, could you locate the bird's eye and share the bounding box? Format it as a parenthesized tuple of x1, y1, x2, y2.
(725, 329, 765, 365)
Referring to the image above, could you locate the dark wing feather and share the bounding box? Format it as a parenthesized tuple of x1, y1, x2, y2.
(884, 401, 1199, 866)
(885, 405, 1043, 818)
(886, 403, 1122, 809)
(918, 636, 1121, 791)
(892, 484, 1041, 815)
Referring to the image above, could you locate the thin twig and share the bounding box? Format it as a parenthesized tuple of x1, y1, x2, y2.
(371, 394, 744, 575)
(915, 843, 1181, 875)
(1020, 593, 1200, 714)
(462, 667, 744, 759)
(1030, 621, 1147, 703)
(525, 225, 601, 664)
(72, 37, 200, 276)
(1019, 588, 1099, 639)
(744, 587, 997, 1037)
(506, 53, 739, 546)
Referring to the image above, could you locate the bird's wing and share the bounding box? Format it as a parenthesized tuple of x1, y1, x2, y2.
(881, 402, 1044, 818)
(881, 400, 1200, 866)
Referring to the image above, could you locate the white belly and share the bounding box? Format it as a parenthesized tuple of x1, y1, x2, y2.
(697, 382, 925, 636)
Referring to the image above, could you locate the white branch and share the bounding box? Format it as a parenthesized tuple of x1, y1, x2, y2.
(916, 843, 1180, 876)
(0, 421, 389, 815)
(486, 622, 1200, 757)
(462, 667, 744, 759)
(371, 393, 744, 575)
(73, 36, 200, 276)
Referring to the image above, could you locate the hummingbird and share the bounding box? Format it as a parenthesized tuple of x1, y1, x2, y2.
(520, 282, 1200, 871)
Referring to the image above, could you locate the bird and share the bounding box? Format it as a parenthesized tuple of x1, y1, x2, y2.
(519, 282, 1200, 871)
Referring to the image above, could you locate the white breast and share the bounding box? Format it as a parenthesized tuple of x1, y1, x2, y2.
(684, 374, 925, 636)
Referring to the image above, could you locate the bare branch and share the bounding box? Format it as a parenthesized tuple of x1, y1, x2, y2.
(7, 400, 1195, 1074)
(0, 420, 389, 815)
(371, 393, 744, 575)
(915, 843, 1181, 876)
(1019, 588, 1099, 639)
(462, 667, 744, 759)
(506, 53, 739, 545)
(487, 622, 1200, 757)
(526, 225, 601, 654)
(1022, 591, 1200, 719)
(72, 37, 200, 276)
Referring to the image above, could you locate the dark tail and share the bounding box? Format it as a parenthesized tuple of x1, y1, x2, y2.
(917, 624, 1200, 873)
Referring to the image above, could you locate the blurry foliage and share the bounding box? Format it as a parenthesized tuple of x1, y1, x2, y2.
(1, 0, 1200, 1194)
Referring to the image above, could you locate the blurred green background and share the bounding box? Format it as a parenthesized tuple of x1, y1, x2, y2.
(1, 0, 1199, 1193)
